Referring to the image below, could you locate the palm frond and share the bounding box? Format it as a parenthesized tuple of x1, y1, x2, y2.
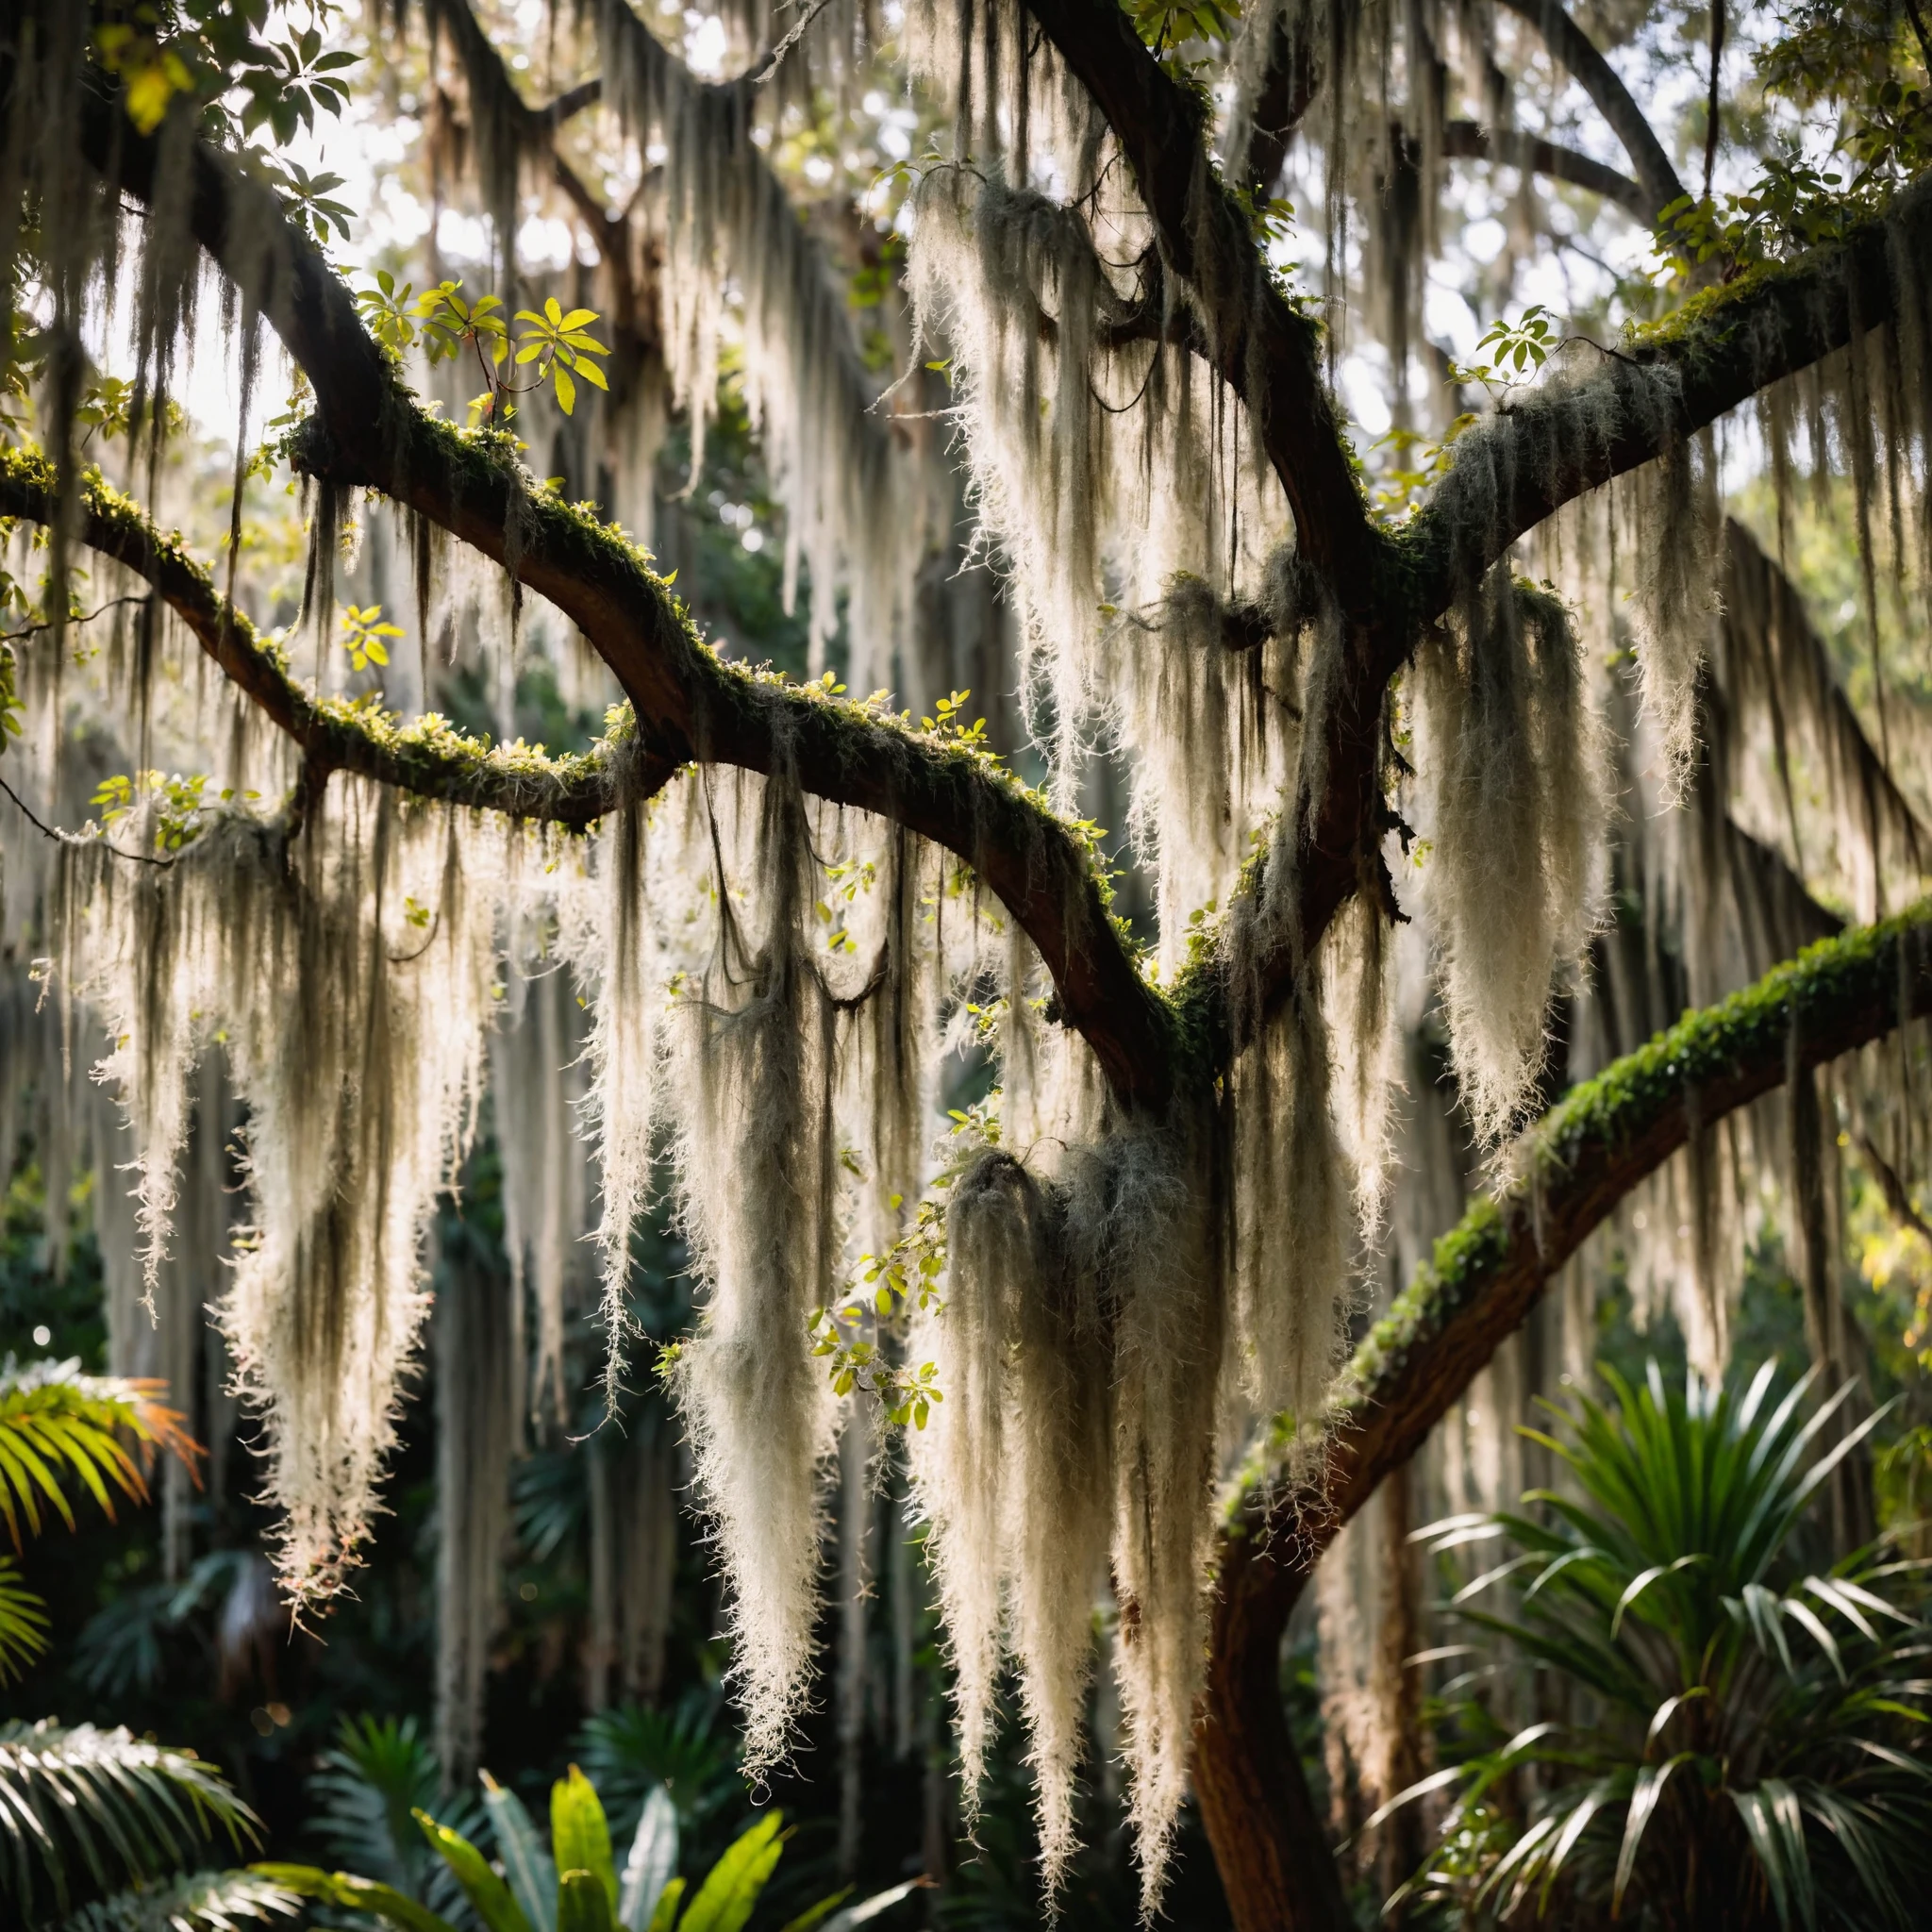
(0, 1358, 202, 1550)
(58, 1867, 302, 1932)
(308, 1715, 481, 1926)
(1398, 1360, 1932, 1926)
(575, 1695, 736, 1840)
(0, 1721, 259, 1920)
(0, 1552, 49, 1682)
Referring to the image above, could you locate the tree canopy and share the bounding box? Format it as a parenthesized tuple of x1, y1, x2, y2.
(6, 0, 1932, 1924)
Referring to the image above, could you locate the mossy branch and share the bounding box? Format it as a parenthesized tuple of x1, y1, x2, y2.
(75, 86, 1177, 1108)
(1195, 902, 1932, 1914)
(0, 446, 636, 826)
(1403, 177, 1932, 611)
(1259, 900, 1932, 1559)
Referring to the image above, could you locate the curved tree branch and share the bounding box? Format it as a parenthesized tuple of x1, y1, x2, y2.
(1195, 901, 1932, 1931)
(75, 89, 1177, 1110)
(1441, 118, 1648, 217)
(1401, 189, 1932, 615)
(1019, 0, 1387, 605)
(0, 448, 641, 825)
(1495, 0, 1688, 220)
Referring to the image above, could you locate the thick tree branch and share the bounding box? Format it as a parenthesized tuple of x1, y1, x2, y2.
(77, 93, 1176, 1109)
(1195, 902, 1932, 1930)
(1495, 0, 1687, 220)
(0, 448, 641, 825)
(1441, 117, 1648, 216)
(425, 0, 660, 359)
(1020, 0, 1386, 604)
(1238, 0, 1322, 198)
(1402, 188, 1932, 613)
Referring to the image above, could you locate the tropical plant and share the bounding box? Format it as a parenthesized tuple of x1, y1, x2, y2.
(58, 1867, 303, 1932)
(308, 1715, 489, 1926)
(575, 1695, 739, 1842)
(0, 1355, 202, 1679)
(1386, 1362, 1932, 1930)
(262, 1759, 923, 1932)
(0, 1720, 261, 1924)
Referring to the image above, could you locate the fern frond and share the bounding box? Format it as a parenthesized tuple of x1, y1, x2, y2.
(0, 1722, 259, 1919)
(0, 1358, 204, 1550)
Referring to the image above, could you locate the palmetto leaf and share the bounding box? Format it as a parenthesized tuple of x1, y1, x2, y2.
(1611, 1753, 1690, 1912)
(0, 1358, 201, 1549)
(58, 1867, 302, 1932)
(1731, 1779, 1814, 1930)
(1403, 1361, 1932, 1927)
(0, 1553, 49, 1681)
(0, 1722, 258, 1919)
(309, 1716, 482, 1925)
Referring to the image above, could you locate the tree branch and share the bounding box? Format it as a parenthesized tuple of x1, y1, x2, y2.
(76, 91, 1177, 1110)
(1237, 0, 1323, 198)
(1402, 191, 1932, 613)
(1195, 901, 1932, 1930)
(0, 447, 642, 825)
(1441, 118, 1648, 217)
(1495, 0, 1688, 220)
(1019, 0, 1386, 604)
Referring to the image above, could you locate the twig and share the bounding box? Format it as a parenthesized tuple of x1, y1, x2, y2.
(0, 772, 173, 867)
(1906, 0, 1932, 79)
(1853, 1128, 1932, 1247)
(2, 593, 150, 643)
(750, 0, 836, 84)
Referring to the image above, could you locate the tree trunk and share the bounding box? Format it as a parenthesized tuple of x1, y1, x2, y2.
(1193, 1528, 1351, 1932)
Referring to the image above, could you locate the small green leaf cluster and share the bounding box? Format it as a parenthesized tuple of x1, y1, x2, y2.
(355, 279, 611, 420)
(512, 298, 612, 418)
(1654, 158, 1861, 280)
(90, 770, 238, 852)
(92, 6, 361, 245)
(1443, 306, 1558, 396)
(1367, 417, 1478, 524)
(0, 642, 21, 755)
(1128, 0, 1242, 68)
(341, 602, 402, 675)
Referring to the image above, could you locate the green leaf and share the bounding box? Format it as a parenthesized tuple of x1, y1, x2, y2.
(618, 1787, 676, 1932)
(480, 1775, 557, 1932)
(558, 1870, 617, 1932)
(0, 1555, 48, 1682)
(642, 1878, 685, 1932)
(553, 366, 576, 416)
(1612, 1755, 1689, 1913)
(413, 1810, 532, 1932)
(676, 1814, 786, 1932)
(807, 1876, 928, 1930)
(250, 1866, 458, 1932)
(551, 1768, 616, 1916)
